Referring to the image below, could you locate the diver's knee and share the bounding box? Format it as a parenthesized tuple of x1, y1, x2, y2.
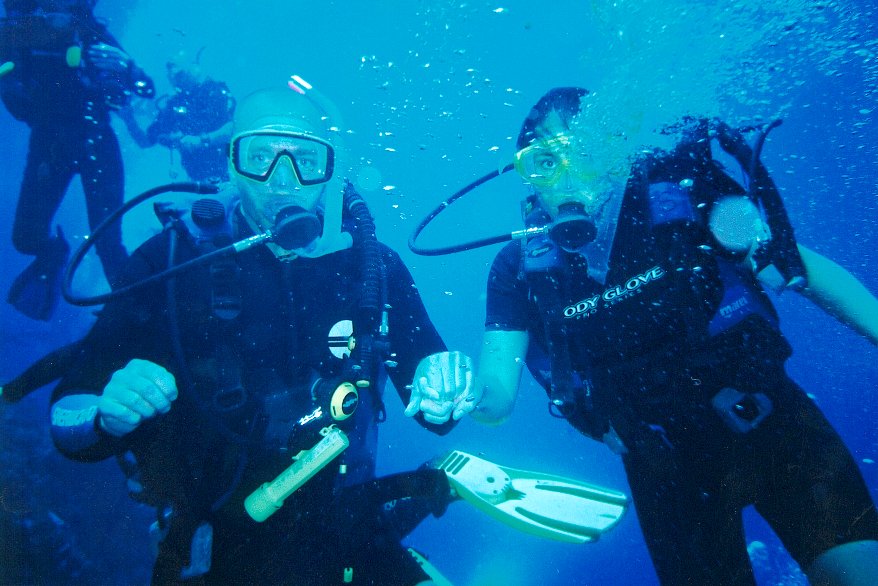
(806, 540, 878, 586)
(11, 224, 40, 255)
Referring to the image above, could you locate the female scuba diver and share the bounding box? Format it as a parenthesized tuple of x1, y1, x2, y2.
(407, 87, 878, 585)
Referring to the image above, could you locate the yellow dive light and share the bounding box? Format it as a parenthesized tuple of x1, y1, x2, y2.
(245, 425, 350, 522)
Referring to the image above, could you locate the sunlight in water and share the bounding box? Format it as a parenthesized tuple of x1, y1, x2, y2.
(574, 0, 875, 154)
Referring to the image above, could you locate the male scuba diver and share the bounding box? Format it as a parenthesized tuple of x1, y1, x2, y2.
(120, 55, 234, 183)
(407, 87, 878, 585)
(47, 84, 626, 584)
(1, 0, 155, 320)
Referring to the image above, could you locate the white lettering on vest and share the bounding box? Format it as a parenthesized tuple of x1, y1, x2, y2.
(563, 266, 666, 319)
(719, 295, 749, 318)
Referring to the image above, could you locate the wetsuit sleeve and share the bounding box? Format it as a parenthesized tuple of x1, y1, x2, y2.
(485, 242, 531, 332)
(50, 236, 172, 462)
(146, 102, 180, 145)
(0, 13, 35, 121)
(380, 245, 455, 435)
(126, 61, 155, 99)
(90, 17, 155, 99)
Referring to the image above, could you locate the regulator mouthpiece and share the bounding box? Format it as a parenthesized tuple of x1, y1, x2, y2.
(550, 202, 597, 251)
(272, 206, 322, 250)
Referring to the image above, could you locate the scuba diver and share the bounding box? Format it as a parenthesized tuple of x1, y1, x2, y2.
(0, 0, 155, 320)
(120, 55, 234, 184)
(46, 84, 626, 584)
(406, 87, 878, 584)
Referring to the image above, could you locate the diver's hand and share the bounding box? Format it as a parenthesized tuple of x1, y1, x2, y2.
(405, 351, 479, 424)
(156, 131, 185, 148)
(86, 43, 132, 73)
(178, 134, 202, 149)
(97, 359, 178, 437)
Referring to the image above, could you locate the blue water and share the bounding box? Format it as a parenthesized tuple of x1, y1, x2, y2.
(1, 1, 876, 584)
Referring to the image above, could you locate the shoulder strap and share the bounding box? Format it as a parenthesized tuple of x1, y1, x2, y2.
(160, 201, 256, 438)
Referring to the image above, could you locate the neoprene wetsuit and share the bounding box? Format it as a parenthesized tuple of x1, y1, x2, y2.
(1, 3, 155, 285)
(50, 204, 453, 585)
(143, 79, 233, 183)
(485, 156, 878, 585)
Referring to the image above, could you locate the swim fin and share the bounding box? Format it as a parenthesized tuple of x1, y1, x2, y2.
(408, 548, 454, 586)
(7, 227, 70, 321)
(435, 450, 627, 544)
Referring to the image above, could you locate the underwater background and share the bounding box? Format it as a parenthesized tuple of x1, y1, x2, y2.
(1, 1, 876, 584)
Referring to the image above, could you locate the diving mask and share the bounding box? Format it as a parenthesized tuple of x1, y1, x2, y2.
(513, 134, 600, 189)
(231, 130, 335, 185)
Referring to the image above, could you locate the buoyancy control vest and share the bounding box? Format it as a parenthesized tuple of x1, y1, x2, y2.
(521, 119, 796, 441)
(130, 181, 393, 516)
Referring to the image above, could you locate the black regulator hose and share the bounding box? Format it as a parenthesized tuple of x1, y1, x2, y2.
(408, 164, 519, 256)
(345, 180, 381, 314)
(343, 180, 384, 404)
(62, 182, 221, 306)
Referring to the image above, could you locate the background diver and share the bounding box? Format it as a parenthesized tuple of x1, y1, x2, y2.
(120, 54, 235, 184)
(0, 0, 155, 320)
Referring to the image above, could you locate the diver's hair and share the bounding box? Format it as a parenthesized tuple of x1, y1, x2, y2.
(516, 87, 589, 149)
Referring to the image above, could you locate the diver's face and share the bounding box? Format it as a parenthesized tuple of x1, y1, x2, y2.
(515, 131, 613, 220)
(233, 127, 329, 232)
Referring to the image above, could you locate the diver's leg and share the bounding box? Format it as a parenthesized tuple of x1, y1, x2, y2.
(11, 126, 74, 256)
(755, 379, 878, 585)
(623, 427, 757, 585)
(339, 468, 454, 539)
(80, 118, 128, 286)
(8, 127, 76, 318)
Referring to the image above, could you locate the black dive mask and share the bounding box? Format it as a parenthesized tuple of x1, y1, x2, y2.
(549, 202, 597, 252)
(272, 206, 322, 251)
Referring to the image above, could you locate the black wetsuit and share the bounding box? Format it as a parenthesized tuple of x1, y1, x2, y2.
(486, 164, 878, 584)
(0, 3, 154, 284)
(145, 79, 233, 183)
(49, 204, 452, 585)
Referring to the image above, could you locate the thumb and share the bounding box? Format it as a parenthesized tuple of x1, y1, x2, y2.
(452, 394, 478, 420)
(404, 385, 421, 418)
